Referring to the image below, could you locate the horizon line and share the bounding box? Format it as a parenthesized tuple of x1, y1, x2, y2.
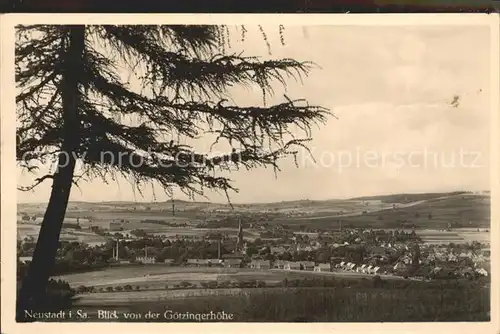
(17, 189, 491, 206)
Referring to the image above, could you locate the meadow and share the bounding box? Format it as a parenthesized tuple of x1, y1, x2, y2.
(273, 194, 490, 230)
(53, 265, 405, 291)
(54, 266, 289, 288)
(66, 279, 490, 322)
(416, 229, 490, 244)
(17, 222, 108, 246)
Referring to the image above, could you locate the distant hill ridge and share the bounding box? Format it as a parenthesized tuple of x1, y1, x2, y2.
(349, 191, 473, 203)
(19, 190, 489, 208)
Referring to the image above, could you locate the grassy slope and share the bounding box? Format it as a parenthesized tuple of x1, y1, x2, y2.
(269, 194, 490, 229)
(68, 280, 490, 322)
(349, 191, 470, 203)
(18, 192, 491, 230)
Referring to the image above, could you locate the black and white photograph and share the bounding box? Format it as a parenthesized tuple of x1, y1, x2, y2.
(1, 14, 498, 330)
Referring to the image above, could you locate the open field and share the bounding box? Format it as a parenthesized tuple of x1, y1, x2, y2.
(53, 266, 288, 288)
(18, 192, 490, 243)
(73, 288, 253, 306)
(53, 265, 402, 290)
(416, 229, 490, 244)
(65, 282, 490, 322)
(72, 283, 398, 307)
(272, 193, 490, 230)
(17, 222, 108, 246)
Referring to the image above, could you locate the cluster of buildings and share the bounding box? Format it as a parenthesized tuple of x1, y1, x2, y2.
(124, 220, 491, 280)
(248, 259, 331, 272)
(337, 262, 382, 275)
(165, 258, 332, 272)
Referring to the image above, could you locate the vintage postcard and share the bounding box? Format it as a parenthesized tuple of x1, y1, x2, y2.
(1, 13, 499, 334)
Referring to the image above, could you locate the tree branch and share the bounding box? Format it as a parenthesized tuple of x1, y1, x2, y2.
(17, 174, 54, 192)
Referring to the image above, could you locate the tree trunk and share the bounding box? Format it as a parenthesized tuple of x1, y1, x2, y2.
(17, 25, 85, 321)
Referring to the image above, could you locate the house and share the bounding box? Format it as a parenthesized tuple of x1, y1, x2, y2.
(136, 256, 156, 264)
(284, 261, 301, 270)
(476, 261, 491, 273)
(401, 255, 412, 265)
(273, 260, 287, 269)
(250, 260, 271, 270)
(393, 262, 407, 272)
(164, 259, 175, 265)
(357, 264, 366, 273)
(475, 268, 488, 277)
(208, 259, 223, 267)
(18, 256, 33, 264)
(314, 263, 331, 272)
(224, 259, 242, 268)
(301, 261, 315, 271)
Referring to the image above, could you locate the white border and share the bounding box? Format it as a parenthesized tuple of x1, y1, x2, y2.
(1, 13, 499, 334)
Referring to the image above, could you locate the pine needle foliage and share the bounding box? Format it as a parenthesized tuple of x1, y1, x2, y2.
(16, 24, 330, 202)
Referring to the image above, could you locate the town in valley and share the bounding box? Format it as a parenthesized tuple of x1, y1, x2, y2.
(17, 190, 491, 321)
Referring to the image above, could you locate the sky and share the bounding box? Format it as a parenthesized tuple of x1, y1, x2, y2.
(17, 25, 492, 204)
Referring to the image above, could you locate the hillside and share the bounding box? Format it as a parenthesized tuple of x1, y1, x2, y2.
(273, 193, 490, 230)
(18, 191, 490, 230)
(349, 191, 470, 203)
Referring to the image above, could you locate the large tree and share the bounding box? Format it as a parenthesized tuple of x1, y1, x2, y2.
(15, 24, 329, 318)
